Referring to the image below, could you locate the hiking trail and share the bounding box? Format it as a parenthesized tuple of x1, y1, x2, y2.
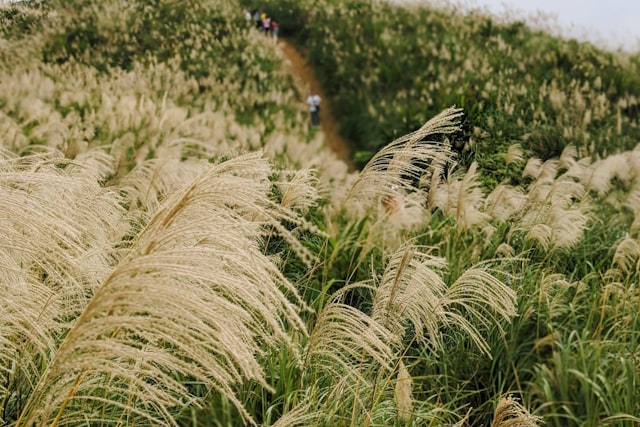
(278, 39, 356, 172)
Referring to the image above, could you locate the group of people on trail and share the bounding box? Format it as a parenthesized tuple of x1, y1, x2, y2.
(243, 6, 279, 41)
(242, 6, 321, 128)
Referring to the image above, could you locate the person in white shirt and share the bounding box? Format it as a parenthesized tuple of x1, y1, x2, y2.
(307, 94, 321, 126)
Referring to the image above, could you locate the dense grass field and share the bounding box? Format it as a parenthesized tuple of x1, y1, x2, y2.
(1, 0, 639, 426)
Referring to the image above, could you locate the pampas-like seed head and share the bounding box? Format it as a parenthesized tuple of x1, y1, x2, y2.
(486, 185, 526, 222)
(456, 162, 490, 230)
(372, 244, 517, 356)
(343, 107, 463, 214)
(612, 236, 640, 273)
(277, 168, 320, 212)
(307, 291, 395, 380)
(506, 143, 524, 165)
(395, 360, 413, 424)
(491, 395, 542, 427)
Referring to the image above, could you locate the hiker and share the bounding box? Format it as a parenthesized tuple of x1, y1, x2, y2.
(272, 19, 279, 41)
(260, 10, 267, 29)
(263, 15, 271, 33)
(307, 93, 321, 126)
(243, 6, 251, 21)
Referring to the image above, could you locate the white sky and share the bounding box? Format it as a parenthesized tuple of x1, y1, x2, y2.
(390, 0, 640, 53)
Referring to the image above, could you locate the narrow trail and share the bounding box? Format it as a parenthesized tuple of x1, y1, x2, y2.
(278, 39, 356, 172)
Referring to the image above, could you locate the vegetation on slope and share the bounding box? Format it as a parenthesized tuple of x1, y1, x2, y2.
(1, 0, 639, 426)
(259, 0, 640, 177)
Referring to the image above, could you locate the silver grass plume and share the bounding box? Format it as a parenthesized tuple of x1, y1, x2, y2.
(505, 144, 524, 166)
(485, 185, 526, 222)
(343, 107, 463, 213)
(306, 283, 395, 381)
(0, 148, 125, 299)
(268, 401, 322, 427)
(0, 250, 57, 406)
(372, 245, 447, 345)
(521, 201, 590, 251)
(455, 162, 490, 230)
(490, 395, 542, 427)
(372, 244, 517, 356)
(1, 148, 129, 424)
(426, 156, 449, 212)
(558, 145, 579, 172)
(582, 152, 633, 196)
(514, 156, 591, 251)
(425, 161, 489, 231)
(14, 153, 308, 426)
(394, 359, 413, 424)
(121, 152, 323, 268)
(612, 236, 640, 273)
(522, 158, 544, 181)
(277, 168, 320, 212)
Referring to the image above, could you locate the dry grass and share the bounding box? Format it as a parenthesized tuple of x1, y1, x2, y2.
(5, 152, 311, 426)
(394, 360, 413, 424)
(344, 107, 463, 214)
(307, 288, 395, 380)
(491, 396, 542, 427)
(372, 244, 516, 356)
(2, 1, 639, 424)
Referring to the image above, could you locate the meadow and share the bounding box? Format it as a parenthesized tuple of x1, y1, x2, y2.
(1, 0, 639, 426)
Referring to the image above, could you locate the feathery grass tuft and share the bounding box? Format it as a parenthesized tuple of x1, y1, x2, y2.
(344, 107, 463, 213)
(306, 286, 395, 380)
(372, 244, 517, 355)
(491, 395, 542, 427)
(612, 236, 640, 273)
(394, 360, 413, 424)
(455, 162, 490, 231)
(13, 153, 308, 426)
(486, 185, 526, 222)
(506, 144, 524, 166)
(269, 401, 322, 427)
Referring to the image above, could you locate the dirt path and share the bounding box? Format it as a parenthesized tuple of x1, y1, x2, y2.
(278, 40, 356, 172)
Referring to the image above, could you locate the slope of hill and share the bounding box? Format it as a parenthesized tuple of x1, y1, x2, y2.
(1, 1, 639, 426)
(260, 0, 640, 177)
(279, 39, 355, 171)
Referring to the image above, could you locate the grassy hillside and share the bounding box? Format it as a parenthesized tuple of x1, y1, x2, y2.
(1, 0, 639, 426)
(260, 0, 640, 176)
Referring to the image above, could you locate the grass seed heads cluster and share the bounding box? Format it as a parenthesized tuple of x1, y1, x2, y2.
(1, 0, 639, 426)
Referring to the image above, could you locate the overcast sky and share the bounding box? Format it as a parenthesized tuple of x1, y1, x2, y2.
(390, 0, 640, 53)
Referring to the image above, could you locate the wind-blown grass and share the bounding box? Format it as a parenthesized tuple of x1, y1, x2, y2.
(3, 151, 314, 426)
(2, 0, 640, 425)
